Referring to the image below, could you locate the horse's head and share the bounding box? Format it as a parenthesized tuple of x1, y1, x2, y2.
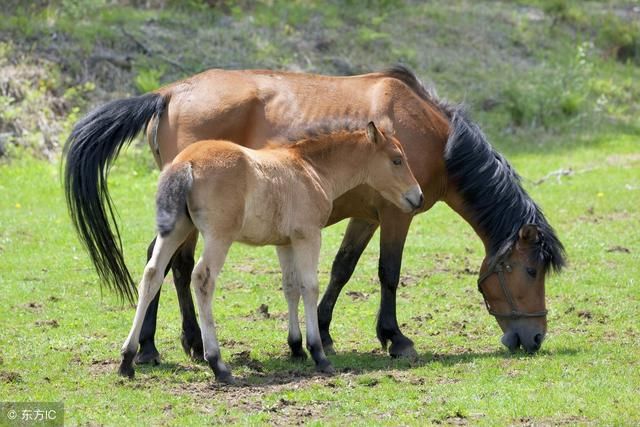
(364, 121, 423, 213)
(478, 224, 563, 353)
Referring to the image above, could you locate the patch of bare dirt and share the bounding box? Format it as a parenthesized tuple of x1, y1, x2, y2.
(577, 210, 633, 224)
(34, 319, 59, 328)
(345, 291, 369, 300)
(606, 245, 631, 254)
(515, 415, 593, 426)
(170, 370, 338, 424)
(0, 370, 22, 383)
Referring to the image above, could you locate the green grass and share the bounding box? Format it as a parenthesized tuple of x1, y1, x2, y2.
(1, 131, 638, 425)
(1, 0, 639, 425)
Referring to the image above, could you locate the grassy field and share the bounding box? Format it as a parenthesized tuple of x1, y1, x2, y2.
(1, 0, 640, 425)
(0, 133, 638, 425)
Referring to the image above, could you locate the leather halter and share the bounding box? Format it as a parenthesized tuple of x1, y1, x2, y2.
(477, 261, 548, 319)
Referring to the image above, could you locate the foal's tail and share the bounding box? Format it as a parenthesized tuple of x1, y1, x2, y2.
(156, 162, 193, 238)
(63, 93, 166, 304)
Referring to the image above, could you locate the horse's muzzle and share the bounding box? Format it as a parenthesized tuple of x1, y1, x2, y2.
(501, 329, 545, 353)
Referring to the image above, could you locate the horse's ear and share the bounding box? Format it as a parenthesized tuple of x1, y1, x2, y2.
(366, 121, 383, 145)
(518, 224, 540, 245)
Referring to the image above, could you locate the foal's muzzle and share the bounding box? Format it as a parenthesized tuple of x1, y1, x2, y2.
(404, 186, 424, 212)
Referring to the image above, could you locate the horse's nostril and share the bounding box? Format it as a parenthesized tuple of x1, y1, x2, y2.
(533, 333, 543, 346)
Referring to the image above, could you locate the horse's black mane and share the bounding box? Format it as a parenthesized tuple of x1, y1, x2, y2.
(383, 65, 566, 273)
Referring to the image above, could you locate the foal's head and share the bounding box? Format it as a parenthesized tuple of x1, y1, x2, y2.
(364, 122, 423, 213)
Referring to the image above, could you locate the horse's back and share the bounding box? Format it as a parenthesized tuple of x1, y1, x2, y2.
(154, 69, 423, 159)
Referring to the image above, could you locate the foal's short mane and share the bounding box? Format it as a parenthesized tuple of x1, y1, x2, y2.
(384, 65, 565, 273)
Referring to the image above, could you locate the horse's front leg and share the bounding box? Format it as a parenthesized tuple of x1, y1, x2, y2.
(376, 207, 417, 359)
(317, 218, 378, 354)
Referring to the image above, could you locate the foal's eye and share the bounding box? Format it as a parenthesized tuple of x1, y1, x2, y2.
(393, 158, 402, 166)
(526, 267, 537, 278)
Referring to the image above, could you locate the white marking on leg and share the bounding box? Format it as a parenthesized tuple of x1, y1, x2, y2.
(292, 233, 329, 367)
(121, 217, 194, 356)
(277, 245, 302, 345)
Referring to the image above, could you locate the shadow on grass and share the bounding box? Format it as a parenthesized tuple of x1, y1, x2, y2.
(132, 346, 579, 389)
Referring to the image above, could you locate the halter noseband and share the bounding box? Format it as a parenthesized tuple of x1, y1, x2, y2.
(477, 261, 548, 319)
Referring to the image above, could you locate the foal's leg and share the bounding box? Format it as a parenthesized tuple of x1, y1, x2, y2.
(276, 245, 306, 360)
(292, 234, 333, 374)
(137, 232, 203, 364)
(376, 208, 417, 359)
(136, 237, 168, 365)
(119, 218, 194, 378)
(318, 218, 378, 354)
(191, 237, 233, 383)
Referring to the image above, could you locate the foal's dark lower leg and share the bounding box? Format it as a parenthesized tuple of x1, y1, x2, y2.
(318, 219, 377, 354)
(376, 213, 416, 358)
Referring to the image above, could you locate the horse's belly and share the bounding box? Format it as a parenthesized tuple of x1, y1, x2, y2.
(237, 190, 291, 246)
(236, 216, 290, 246)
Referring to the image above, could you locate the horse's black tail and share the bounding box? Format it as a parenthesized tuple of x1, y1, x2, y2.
(63, 93, 166, 304)
(156, 162, 193, 238)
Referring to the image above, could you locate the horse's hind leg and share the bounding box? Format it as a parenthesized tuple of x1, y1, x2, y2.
(376, 208, 417, 359)
(172, 231, 203, 360)
(119, 217, 194, 378)
(191, 236, 233, 383)
(276, 245, 306, 360)
(318, 218, 378, 354)
(292, 234, 333, 374)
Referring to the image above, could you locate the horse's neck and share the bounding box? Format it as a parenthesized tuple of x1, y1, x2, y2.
(294, 140, 369, 202)
(443, 185, 491, 255)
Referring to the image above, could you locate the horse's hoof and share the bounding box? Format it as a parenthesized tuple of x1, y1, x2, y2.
(389, 341, 418, 360)
(118, 363, 135, 379)
(135, 349, 161, 365)
(316, 361, 335, 375)
(181, 333, 204, 361)
(322, 342, 336, 356)
(291, 350, 308, 361)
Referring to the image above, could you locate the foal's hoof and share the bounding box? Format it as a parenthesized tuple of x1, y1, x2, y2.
(389, 339, 418, 360)
(316, 360, 335, 375)
(135, 348, 161, 366)
(181, 333, 204, 361)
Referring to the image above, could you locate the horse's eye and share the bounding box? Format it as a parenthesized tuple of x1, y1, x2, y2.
(393, 158, 402, 166)
(526, 267, 537, 278)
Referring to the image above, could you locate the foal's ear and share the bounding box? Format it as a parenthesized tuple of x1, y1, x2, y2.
(366, 121, 384, 145)
(518, 224, 540, 245)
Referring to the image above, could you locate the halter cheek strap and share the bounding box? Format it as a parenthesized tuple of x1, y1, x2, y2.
(477, 262, 548, 319)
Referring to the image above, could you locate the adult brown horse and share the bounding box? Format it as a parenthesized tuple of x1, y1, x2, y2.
(64, 66, 565, 363)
